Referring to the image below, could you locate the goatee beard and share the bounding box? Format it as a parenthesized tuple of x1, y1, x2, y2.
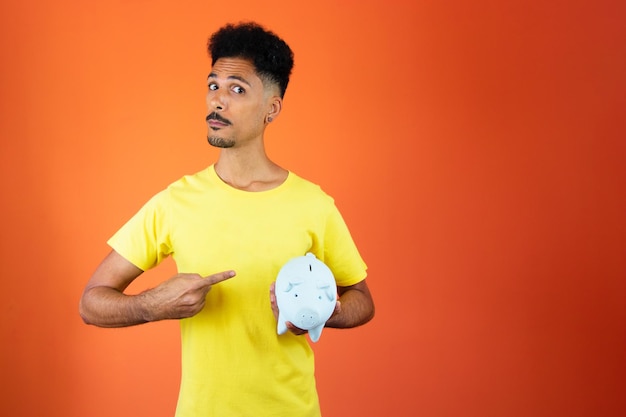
(207, 135, 235, 148)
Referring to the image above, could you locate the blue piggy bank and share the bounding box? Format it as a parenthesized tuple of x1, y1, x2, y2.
(275, 253, 337, 342)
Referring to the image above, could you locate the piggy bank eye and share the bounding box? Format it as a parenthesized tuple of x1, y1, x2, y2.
(294, 293, 299, 298)
(318, 295, 322, 300)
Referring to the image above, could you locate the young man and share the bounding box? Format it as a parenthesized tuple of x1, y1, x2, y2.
(79, 22, 374, 416)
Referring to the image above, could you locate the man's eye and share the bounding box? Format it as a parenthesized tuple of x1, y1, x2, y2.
(208, 83, 218, 91)
(232, 86, 245, 94)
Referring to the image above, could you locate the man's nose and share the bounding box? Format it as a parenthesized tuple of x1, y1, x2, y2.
(207, 90, 226, 111)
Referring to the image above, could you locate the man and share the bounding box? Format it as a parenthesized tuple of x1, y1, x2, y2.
(79, 22, 374, 416)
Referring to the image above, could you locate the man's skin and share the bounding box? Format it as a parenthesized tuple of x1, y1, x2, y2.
(79, 57, 374, 332)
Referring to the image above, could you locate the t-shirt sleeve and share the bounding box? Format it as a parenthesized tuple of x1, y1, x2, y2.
(107, 190, 172, 271)
(323, 203, 368, 287)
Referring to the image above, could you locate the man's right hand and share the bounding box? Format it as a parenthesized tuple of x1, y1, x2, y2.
(79, 250, 235, 328)
(141, 271, 236, 321)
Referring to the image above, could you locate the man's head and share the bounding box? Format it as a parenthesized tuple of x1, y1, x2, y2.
(207, 22, 294, 98)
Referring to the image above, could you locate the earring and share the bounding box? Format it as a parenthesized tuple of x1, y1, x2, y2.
(267, 116, 273, 123)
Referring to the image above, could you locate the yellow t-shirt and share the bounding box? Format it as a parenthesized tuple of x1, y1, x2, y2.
(108, 165, 367, 417)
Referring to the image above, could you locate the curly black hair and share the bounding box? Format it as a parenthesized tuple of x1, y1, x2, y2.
(207, 22, 294, 98)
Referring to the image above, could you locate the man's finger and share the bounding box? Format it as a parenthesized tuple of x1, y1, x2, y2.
(202, 270, 236, 286)
(269, 282, 278, 319)
(286, 321, 307, 335)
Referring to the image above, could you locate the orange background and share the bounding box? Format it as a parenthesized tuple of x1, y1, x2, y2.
(1, 1, 625, 416)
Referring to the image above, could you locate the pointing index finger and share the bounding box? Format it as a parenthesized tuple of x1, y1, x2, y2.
(203, 270, 236, 286)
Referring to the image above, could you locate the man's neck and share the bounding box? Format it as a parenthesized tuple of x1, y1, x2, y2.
(214, 149, 288, 192)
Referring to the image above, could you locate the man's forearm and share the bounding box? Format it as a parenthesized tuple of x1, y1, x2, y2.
(79, 286, 152, 328)
(325, 281, 375, 328)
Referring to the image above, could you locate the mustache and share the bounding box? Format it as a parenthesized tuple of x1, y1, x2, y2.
(206, 112, 232, 125)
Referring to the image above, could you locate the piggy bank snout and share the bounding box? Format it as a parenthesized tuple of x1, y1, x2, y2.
(293, 307, 321, 329)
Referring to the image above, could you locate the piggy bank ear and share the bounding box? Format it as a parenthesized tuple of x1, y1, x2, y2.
(283, 280, 303, 292)
(282, 275, 304, 292)
(315, 279, 330, 289)
(324, 287, 336, 301)
(316, 280, 335, 301)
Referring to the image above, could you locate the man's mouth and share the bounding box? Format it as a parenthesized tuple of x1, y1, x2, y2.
(206, 112, 232, 128)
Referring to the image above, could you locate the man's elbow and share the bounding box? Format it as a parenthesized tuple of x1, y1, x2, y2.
(78, 292, 96, 326)
(363, 300, 375, 325)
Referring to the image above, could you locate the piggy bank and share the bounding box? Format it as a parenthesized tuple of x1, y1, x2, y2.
(275, 253, 337, 342)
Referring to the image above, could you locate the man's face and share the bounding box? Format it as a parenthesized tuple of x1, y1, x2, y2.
(206, 57, 275, 148)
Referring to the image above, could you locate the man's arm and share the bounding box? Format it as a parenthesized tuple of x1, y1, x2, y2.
(325, 279, 375, 328)
(79, 250, 235, 328)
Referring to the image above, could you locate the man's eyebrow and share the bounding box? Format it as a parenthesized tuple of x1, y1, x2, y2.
(207, 73, 252, 87)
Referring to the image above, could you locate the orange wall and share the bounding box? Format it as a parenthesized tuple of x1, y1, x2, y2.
(1, 1, 625, 416)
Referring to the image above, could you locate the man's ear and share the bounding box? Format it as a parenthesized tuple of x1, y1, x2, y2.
(266, 96, 283, 124)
